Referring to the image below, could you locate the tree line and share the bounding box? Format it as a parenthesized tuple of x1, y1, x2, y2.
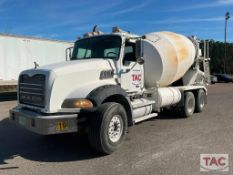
(200, 40, 233, 74)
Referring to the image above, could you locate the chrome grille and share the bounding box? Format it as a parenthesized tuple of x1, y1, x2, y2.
(19, 74, 45, 107)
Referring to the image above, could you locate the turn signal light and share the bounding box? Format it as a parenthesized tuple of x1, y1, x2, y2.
(62, 99, 93, 109)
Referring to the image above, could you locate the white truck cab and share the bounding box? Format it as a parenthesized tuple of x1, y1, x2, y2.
(10, 27, 209, 154)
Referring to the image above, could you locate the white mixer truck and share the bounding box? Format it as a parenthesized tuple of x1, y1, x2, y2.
(10, 27, 209, 154)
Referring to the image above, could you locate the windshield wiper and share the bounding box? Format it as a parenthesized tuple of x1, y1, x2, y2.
(103, 57, 117, 59)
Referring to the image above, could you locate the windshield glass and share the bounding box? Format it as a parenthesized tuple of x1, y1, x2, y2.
(71, 35, 122, 60)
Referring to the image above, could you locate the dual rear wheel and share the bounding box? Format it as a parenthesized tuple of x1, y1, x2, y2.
(182, 89, 206, 118)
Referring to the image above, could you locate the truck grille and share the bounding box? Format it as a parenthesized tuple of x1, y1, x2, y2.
(19, 74, 46, 107)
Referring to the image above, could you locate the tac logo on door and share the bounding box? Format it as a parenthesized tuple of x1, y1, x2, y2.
(200, 154, 229, 172)
(131, 70, 142, 87)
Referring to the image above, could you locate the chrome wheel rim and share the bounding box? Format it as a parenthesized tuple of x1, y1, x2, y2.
(108, 115, 123, 143)
(199, 94, 205, 109)
(187, 98, 194, 113)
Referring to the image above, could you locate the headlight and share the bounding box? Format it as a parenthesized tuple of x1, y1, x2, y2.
(62, 99, 93, 109)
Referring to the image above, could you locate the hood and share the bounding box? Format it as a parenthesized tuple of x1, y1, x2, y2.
(46, 59, 117, 113)
(38, 59, 113, 76)
(19, 58, 117, 113)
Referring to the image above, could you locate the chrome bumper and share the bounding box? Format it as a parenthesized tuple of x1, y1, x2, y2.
(9, 107, 78, 135)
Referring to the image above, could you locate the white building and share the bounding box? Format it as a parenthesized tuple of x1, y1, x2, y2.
(0, 33, 73, 80)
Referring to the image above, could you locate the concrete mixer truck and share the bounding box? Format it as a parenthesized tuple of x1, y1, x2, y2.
(10, 26, 210, 154)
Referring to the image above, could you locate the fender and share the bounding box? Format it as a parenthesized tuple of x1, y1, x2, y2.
(86, 85, 133, 126)
(86, 85, 127, 105)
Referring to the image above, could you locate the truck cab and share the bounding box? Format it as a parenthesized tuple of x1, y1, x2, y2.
(71, 32, 144, 92)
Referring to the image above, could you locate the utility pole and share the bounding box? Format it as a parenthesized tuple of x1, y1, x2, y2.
(224, 12, 230, 73)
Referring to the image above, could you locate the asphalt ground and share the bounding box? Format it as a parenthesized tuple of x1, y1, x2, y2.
(0, 83, 233, 175)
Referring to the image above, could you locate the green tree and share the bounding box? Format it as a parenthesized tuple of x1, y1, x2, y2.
(200, 40, 233, 74)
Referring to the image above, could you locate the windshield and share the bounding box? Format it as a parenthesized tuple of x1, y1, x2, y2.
(71, 35, 122, 60)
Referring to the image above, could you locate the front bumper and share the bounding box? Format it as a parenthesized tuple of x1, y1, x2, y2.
(10, 107, 78, 135)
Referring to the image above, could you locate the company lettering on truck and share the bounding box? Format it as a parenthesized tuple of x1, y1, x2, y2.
(132, 74, 141, 84)
(132, 74, 141, 81)
(131, 69, 142, 86)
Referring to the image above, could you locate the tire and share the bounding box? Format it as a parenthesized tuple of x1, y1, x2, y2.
(88, 102, 128, 154)
(195, 89, 206, 113)
(181, 92, 195, 118)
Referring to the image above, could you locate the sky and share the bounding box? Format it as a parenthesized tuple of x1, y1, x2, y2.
(0, 0, 232, 42)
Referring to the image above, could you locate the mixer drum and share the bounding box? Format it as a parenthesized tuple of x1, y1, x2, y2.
(143, 31, 197, 87)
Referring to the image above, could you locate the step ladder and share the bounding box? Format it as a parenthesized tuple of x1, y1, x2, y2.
(134, 113, 158, 123)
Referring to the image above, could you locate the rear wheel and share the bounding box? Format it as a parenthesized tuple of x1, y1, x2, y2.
(88, 102, 127, 154)
(195, 89, 206, 113)
(181, 92, 195, 118)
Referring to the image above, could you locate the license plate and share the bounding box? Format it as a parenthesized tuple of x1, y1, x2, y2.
(19, 116, 27, 126)
(56, 121, 68, 131)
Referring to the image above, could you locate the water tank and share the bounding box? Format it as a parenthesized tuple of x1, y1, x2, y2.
(158, 87, 181, 107)
(143, 31, 197, 87)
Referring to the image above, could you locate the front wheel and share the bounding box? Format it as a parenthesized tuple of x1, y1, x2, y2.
(88, 102, 128, 154)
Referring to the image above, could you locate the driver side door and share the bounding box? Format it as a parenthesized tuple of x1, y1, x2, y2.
(120, 42, 144, 92)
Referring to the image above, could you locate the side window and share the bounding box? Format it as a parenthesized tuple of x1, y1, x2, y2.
(123, 42, 136, 65)
(124, 46, 133, 54)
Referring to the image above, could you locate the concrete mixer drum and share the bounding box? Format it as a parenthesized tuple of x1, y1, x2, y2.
(143, 32, 198, 87)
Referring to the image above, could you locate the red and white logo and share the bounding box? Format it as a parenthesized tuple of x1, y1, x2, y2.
(131, 69, 142, 87)
(200, 154, 229, 172)
(132, 74, 142, 86)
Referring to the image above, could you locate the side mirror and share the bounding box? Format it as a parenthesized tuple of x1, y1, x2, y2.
(135, 39, 143, 59)
(137, 58, 144, 65)
(66, 47, 73, 61)
(135, 39, 144, 64)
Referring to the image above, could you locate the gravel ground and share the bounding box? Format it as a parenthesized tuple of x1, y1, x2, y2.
(0, 83, 233, 175)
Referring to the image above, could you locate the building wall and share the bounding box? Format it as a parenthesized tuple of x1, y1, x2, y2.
(0, 34, 73, 80)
